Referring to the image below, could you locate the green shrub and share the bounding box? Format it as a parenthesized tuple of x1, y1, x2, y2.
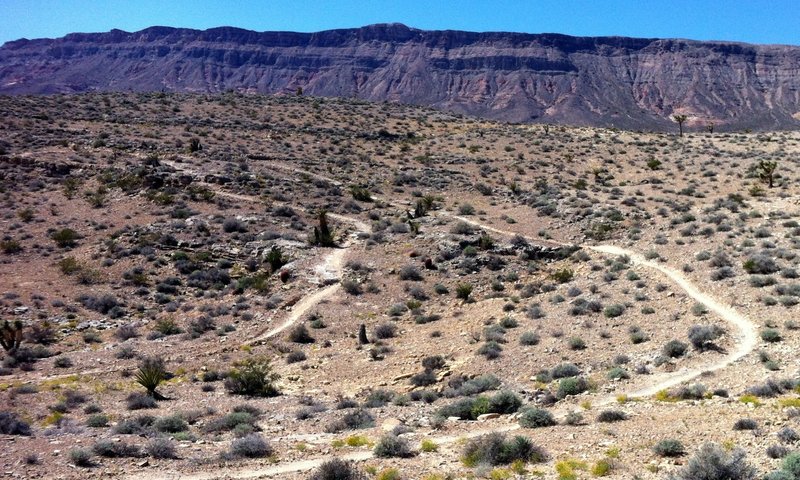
(51, 228, 80, 248)
(374, 434, 414, 458)
(518, 407, 556, 428)
(603, 304, 625, 318)
(653, 439, 685, 457)
(462, 433, 547, 466)
(69, 448, 94, 467)
(761, 328, 782, 343)
(670, 443, 755, 480)
(230, 433, 272, 458)
(224, 356, 280, 397)
(557, 377, 589, 398)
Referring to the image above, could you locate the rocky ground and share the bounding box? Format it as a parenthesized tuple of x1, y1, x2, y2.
(1, 92, 800, 479)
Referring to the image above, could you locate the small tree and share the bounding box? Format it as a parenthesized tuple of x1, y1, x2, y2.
(0, 320, 23, 354)
(311, 210, 335, 247)
(673, 114, 688, 136)
(757, 159, 778, 188)
(135, 356, 167, 399)
(264, 246, 287, 273)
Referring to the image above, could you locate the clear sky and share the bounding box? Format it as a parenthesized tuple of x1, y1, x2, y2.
(2, 0, 799, 46)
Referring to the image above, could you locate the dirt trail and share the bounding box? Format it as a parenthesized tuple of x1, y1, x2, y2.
(129, 165, 758, 480)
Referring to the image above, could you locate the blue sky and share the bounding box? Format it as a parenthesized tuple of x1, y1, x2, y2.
(2, 0, 799, 46)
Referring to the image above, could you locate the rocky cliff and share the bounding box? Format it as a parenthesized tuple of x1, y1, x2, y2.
(2, 23, 799, 130)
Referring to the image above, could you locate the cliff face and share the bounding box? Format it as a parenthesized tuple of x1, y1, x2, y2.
(2, 23, 799, 130)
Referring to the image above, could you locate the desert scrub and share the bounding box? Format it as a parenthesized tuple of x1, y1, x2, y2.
(373, 434, 414, 458)
(308, 459, 366, 480)
(653, 439, 685, 457)
(229, 433, 273, 458)
(669, 443, 755, 480)
(462, 432, 547, 466)
(518, 407, 556, 428)
(224, 356, 280, 397)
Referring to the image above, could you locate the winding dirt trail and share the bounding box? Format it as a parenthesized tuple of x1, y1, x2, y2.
(129, 165, 758, 480)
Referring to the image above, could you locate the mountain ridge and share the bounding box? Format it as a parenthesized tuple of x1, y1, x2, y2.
(2, 23, 800, 131)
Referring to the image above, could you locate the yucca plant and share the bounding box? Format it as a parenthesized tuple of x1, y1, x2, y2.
(135, 356, 167, 400)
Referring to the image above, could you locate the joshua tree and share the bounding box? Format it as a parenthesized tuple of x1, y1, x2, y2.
(0, 320, 23, 354)
(673, 114, 688, 136)
(358, 324, 369, 345)
(757, 159, 778, 188)
(706, 123, 715, 134)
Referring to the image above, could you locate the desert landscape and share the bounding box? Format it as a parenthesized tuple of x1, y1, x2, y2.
(1, 89, 800, 480)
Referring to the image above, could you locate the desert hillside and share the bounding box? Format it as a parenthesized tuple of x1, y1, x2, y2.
(2, 24, 800, 130)
(2, 92, 800, 479)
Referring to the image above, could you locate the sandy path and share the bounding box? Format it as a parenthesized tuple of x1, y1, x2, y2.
(129, 165, 758, 480)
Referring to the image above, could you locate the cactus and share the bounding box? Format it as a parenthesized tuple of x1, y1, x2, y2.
(1, 320, 23, 353)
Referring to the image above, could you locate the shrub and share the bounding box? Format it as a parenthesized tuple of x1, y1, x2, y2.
(567, 337, 586, 350)
(520, 331, 540, 346)
(518, 407, 556, 428)
(421, 355, 446, 371)
(603, 304, 625, 318)
(115, 323, 139, 341)
(126, 392, 158, 410)
(85, 414, 109, 428)
(69, 448, 94, 467)
(653, 439, 685, 457)
(230, 433, 272, 458)
(733, 418, 758, 431)
(410, 370, 437, 387)
(308, 458, 366, 480)
(373, 323, 397, 339)
(551, 363, 581, 379)
(607, 367, 629, 380)
(225, 356, 280, 397)
(462, 433, 547, 466)
(146, 437, 177, 459)
(781, 452, 800, 477)
(670, 383, 707, 400)
(325, 409, 375, 433)
(93, 440, 141, 458)
(114, 415, 155, 435)
(51, 228, 80, 248)
(203, 412, 257, 433)
(557, 377, 588, 399)
(767, 445, 791, 459)
(288, 324, 315, 343)
(54, 356, 73, 368)
(550, 268, 574, 284)
(154, 415, 188, 433)
(487, 391, 522, 414)
(286, 350, 307, 364)
(456, 283, 473, 301)
(668, 443, 755, 480)
(761, 328, 782, 343)
(688, 324, 723, 351)
(777, 427, 799, 444)
(478, 341, 503, 359)
(743, 254, 779, 274)
(223, 218, 247, 233)
(374, 434, 414, 458)
(663, 339, 688, 358)
(596, 410, 627, 423)
(398, 265, 422, 281)
(0, 411, 31, 435)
